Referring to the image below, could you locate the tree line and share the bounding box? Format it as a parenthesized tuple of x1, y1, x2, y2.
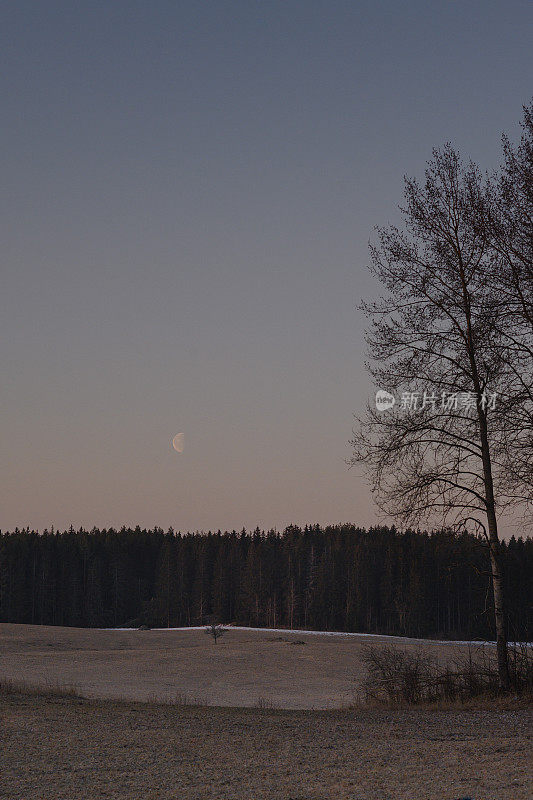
(1, 525, 531, 641)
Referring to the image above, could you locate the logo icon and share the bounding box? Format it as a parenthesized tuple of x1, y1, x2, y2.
(375, 390, 395, 412)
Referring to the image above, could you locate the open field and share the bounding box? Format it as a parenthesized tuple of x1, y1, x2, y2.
(1, 686, 531, 800)
(1, 624, 531, 799)
(0, 623, 503, 709)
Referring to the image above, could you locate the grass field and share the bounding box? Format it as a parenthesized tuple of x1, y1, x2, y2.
(1, 624, 531, 799)
(1, 686, 531, 800)
(0, 623, 503, 708)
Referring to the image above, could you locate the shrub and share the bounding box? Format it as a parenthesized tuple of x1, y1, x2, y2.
(361, 643, 533, 705)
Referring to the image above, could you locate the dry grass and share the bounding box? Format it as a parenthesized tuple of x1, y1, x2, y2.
(1, 686, 531, 800)
(0, 677, 82, 699)
(0, 622, 506, 709)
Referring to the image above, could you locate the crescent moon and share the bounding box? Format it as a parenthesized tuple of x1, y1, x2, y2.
(172, 433, 184, 453)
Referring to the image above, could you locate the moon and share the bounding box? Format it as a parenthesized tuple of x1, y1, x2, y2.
(172, 433, 184, 453)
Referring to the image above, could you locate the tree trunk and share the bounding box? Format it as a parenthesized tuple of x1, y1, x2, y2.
(486, 509, 510, 690)
(478, 419, 511, 691)
(478, 415, 510, 691)
(461, 267, 511, 692)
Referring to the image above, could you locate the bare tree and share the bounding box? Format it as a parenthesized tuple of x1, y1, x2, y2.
(491, 100, 533, 331)
(205, 622, 226, 644)
(351, 145, 532, 690)
(483, 101, 533, 500)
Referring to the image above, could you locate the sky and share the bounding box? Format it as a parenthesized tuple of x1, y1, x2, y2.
(1, 1, 532, 534)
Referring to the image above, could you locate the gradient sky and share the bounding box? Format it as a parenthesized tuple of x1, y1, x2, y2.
(2, 1, 532, 534)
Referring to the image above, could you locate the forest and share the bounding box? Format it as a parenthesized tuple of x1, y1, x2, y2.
(0, 525, 531, 641)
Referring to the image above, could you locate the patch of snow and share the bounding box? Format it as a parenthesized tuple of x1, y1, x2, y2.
(103, 625, 531, 647)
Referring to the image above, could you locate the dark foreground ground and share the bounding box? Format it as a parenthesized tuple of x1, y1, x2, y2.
(1, 689, 531, 800)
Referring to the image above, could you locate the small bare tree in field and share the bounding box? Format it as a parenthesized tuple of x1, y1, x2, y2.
(205, 622, 226, 644)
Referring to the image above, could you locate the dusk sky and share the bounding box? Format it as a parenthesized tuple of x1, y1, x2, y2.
(2, 1, 532, 534)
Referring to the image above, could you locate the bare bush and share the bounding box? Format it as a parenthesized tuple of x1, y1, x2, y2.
(361, 644, 533, 706)
(362, 646, 437, 705)
(0, 679, 83, 700)
(254, 696, 274, 709)
(508, 642, 533, 693)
